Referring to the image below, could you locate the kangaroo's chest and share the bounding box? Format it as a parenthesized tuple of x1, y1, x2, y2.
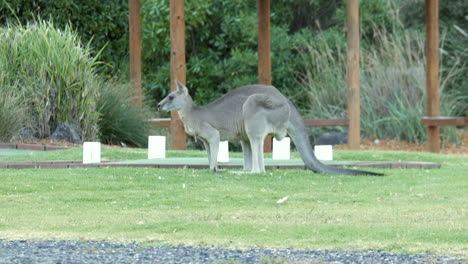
(182, 122, 198, 137)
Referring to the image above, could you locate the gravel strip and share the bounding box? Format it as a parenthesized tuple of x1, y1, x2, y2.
(0, 240, 465, 264)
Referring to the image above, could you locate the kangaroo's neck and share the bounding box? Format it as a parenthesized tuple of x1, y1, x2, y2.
(177, 97, 197, 122)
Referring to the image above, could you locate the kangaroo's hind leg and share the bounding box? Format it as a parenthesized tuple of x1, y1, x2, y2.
(243, 111, 267, 173)
(249, 135, 266, 173)
(242, 95, 272, 173)
(240, 140, 252, 171)
(242, 112, 266, 173)
(244, 113, 268, 173)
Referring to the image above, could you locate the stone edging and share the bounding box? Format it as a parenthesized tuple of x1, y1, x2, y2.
(0, 160, 441, 170)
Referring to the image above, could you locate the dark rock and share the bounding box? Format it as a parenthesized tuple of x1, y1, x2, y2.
(316, 131, 348, 145)
(50, 123, 82, 144)
(14, 127, 37, 140)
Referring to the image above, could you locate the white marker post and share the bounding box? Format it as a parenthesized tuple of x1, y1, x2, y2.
(272, 137, 290, 160)
(217, 141, 229, 163)
(314, 145, 333, 161)
(148, 136, 166, 159)
(83, 142, 101, 164)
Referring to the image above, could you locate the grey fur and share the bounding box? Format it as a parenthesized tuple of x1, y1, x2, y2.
(158, 80, 382, 176)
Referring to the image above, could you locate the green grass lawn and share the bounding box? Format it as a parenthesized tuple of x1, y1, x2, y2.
(0, 147, 466, 255)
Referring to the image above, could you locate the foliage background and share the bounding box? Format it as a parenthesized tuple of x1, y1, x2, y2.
(1, 0, 466, 144)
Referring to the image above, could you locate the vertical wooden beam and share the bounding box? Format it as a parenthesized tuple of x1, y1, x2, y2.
(129, 0, 143, 105)
(258, 0, 271, 86)
(346, 0, 360, 150)
(426, 0, 440, 153)
(169, 0, 187, 150)
(257, 0, 273, 152)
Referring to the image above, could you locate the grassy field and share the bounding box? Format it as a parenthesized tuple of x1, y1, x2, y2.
(0, 147, 466, 255)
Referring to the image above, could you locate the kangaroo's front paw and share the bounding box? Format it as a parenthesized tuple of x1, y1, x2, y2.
(210, 167, 227, 173)
(250, 168, 266, 173)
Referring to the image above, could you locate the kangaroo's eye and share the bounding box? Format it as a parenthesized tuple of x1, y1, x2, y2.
(168, 96, 174, 100)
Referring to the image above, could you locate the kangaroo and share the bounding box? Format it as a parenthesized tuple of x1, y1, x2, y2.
(158, 80, 383, 176)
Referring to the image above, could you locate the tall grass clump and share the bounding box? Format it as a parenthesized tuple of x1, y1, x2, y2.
(298, 30, 347, 120)
(299, 29, 464, 143)
(360, 30, 463, 143)
(0, 21, 102, 140)
(0, 86, 27, 142)
(97, 83, 153, 147)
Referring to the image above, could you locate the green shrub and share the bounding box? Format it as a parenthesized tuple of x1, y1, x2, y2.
(0, 86, 27, 142)
(141, 0, 309, 110)
(0, 0, 128, 72)
(0, 21, 102, 140)
(97, 83, 154, 147)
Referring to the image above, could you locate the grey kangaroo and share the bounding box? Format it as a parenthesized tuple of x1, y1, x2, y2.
(158, 80, 383, 176)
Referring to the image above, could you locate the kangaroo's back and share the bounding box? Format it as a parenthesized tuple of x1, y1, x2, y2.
(206, 85, 281, 109)
(201, 85, 285, 140)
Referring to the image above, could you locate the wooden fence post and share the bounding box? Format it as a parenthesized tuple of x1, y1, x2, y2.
(346, 0, 361, 150)
(426, 0, 440, 153)
(169, 0, 187, 150)
(258, 0, 271, 86)
(258, 0, 273, 153)
(129, 0, 142, 105)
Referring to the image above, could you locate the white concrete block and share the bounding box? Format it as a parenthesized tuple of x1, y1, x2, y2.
(148, 136, 166, 159)
(314, 145, 333, 161)
(273, 137, 291, 160)
(217, 141, 229, 163)
(83, 142, 101, 164)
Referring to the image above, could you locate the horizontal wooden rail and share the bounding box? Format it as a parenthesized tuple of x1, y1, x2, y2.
(0, 143, 70, 151)
(149, 118, 349, 128)
(303, 118, 349, 127)
(148, 118, 171, 128)
(421, 117, 467, 127)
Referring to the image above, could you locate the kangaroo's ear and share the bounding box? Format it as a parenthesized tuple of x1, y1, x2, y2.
(175, 79, 188, 96)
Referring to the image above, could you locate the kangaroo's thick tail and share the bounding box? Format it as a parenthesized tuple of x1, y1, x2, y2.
(287, 101, 383, 176)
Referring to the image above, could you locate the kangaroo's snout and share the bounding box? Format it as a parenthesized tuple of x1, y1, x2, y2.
(157, 102, 162, 110)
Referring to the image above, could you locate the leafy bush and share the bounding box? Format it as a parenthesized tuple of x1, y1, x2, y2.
(0, 0, 128, 72)
(97, 83, 154, 148)
(0, 86, 27, 142)
(0, 21, 102, 140)
(141, 0, 309, 110)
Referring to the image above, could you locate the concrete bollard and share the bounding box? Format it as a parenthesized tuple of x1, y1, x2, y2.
(314, 145, 333, 161)
(83, 142, 101, 164)
(217, 141, 229, 163)
(272, 137, 291, 160)
(148, 136, 166, 159)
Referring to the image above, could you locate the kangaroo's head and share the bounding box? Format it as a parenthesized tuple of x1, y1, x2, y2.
(157, 80, 191, 111)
